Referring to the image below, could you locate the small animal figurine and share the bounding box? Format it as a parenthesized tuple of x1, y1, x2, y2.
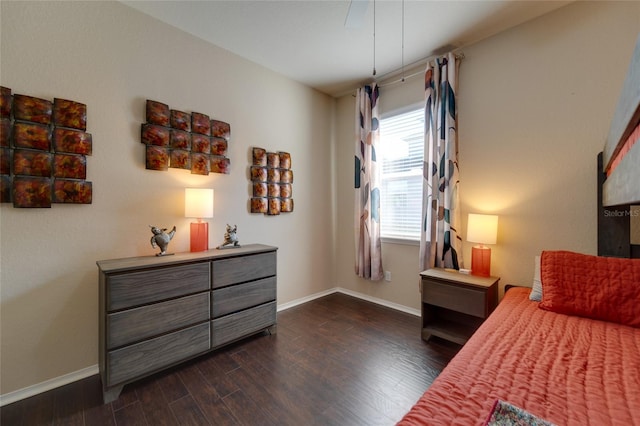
(149, 225, 176, 256)
(217, 224, 241, 249)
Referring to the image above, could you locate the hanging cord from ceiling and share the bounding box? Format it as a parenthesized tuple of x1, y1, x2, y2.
(372, 0, 377, 76)
(401, 0, 405, 82)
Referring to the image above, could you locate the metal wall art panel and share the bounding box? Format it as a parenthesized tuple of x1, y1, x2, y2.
(0, 86, 93, 207)
(142, 100, 231, 175)
(250, 146, 293, 216)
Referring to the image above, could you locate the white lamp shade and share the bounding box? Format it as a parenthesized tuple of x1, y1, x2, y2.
(185, 188, 214, 219)
(467, 213, 498, 245)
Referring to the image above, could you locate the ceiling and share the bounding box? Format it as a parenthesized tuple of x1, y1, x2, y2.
(122, 0, 572, 98)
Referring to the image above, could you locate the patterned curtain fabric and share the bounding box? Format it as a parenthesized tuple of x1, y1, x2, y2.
(419, 53, 463, 271)
(354, 84, 383, 280)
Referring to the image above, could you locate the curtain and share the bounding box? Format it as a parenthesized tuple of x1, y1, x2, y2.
(354, 84, 383, 280)
(419, 53, 462, 271)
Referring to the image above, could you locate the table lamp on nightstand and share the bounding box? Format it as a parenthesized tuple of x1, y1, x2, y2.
(467, 213, 498, 277)
(185, 188, 214, 252)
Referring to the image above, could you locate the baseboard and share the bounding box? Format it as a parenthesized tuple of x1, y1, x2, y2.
(0, 364, 99, 407)
(2, 288, 417, 406)
(277, 286, 420, 317)
(335, 288, 421, 317)
(276, 287, 339, 311)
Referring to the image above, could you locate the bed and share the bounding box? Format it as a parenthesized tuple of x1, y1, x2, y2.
(399, 35, 640, 426)
(399, 275, 640, 425)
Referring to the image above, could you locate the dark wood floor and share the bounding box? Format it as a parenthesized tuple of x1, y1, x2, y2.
(1, 293, 460, 426)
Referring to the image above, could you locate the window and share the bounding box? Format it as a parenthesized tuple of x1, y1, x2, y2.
(379, 107, 424, 242)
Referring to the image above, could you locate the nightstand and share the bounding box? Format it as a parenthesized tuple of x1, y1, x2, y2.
(420, 268, 499, 345)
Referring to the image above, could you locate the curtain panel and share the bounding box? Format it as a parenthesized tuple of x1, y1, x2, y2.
(419, 53, 463, 271)
(354, 84, 383, 280)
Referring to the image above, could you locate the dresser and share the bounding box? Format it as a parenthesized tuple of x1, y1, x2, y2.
(420, 268, 499, 345)
(97, 244, 277, 403)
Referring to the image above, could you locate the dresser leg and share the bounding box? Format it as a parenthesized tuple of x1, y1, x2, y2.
(267, 324, 277, 335)
(103, 385, 123, 404)
(421, 329, 432, 342)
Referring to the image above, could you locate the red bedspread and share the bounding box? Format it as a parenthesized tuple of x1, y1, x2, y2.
(398, 287, 640, 425)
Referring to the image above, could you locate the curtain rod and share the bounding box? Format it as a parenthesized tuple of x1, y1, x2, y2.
(350, 51, 464, 96)
(378, 52, 465, 88)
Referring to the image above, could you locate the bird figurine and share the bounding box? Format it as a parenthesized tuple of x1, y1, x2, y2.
(149, 225, 176, 256)
(217, 224, 241, 249)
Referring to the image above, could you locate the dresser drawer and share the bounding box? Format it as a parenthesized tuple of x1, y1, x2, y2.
(107, 322, 210, 386)
(212, 276, 276, 318)
(107, 292, 210, 349)
(211, 301, 276, 348)
(212, 252, 276, 288)
(422, 279, 486, 318)
(107, 262, 210, 311)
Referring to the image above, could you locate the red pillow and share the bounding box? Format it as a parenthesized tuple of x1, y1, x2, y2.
(539, 250, 640, 328)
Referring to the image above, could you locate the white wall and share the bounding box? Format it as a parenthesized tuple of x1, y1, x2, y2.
(334, 1, 640, 309)
(0, 1, 335, 396)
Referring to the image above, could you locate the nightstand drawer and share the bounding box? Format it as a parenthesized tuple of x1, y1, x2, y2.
(423, 279, 486, 318)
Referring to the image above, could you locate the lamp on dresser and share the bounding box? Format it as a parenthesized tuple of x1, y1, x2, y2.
(185, 188, 214, 252)
(467, 213, 498, 277)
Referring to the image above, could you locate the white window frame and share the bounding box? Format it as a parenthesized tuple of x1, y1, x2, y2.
(379, 103, 425, 246)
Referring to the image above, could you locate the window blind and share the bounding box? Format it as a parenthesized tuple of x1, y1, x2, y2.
(379, 108, 424, 241)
